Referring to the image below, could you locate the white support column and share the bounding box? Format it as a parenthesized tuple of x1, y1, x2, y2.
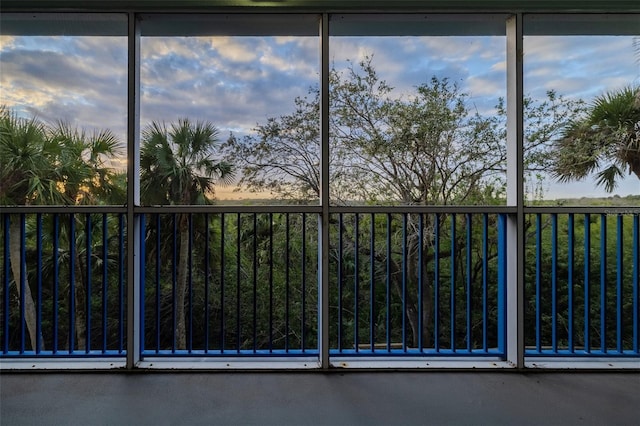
(506, 14, 525, 369)
(126, 12, 141, 370)
(318, 13, 331, 370)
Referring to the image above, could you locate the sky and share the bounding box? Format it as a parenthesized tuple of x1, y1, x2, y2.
(1, 15, 638, 202)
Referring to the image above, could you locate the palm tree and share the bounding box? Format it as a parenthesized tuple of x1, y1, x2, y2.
(552, 86, 640, 192)
(140, 119, 233, 349)
(47, 121, 123, 351)
(50, 121, 124, 205)
(0, 106, 64, 350)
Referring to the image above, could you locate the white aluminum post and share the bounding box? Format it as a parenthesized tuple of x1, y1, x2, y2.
(506, 14, 525, 369)
(318, 13, 331, 370)
(126, 12, 141, 370)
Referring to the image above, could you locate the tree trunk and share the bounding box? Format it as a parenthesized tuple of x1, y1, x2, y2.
(175, 213, 189, 349)
(8, 217, 44, 351)
(74, 257, 87, 351)
(406, 276, 433, 348)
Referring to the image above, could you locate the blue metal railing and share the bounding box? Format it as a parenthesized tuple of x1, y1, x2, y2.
(329, 210, 507, 356)
(525, 211, 639, 356)
(2, 206, 638, 363)
(139, 211, 319, 356)
(1, 210, 127, 357)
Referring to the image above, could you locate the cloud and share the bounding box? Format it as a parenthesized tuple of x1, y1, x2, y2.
(1, 36, 128, 143)
(0, 35, 16, 50)
(491, 61, 506, 72)
(329, 35, 506, 108)
(142, 37, 204, 61)
(138, 36, 319, 140)
(524, 35, 637, 99)
(210, 37, 259, 63)
(467, 74, 505, 97)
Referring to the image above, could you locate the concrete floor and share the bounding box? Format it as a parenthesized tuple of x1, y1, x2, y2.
(1, 372, 639, 425)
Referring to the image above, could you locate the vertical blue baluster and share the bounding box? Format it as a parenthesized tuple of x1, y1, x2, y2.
(172, 214, 177, 353)
(220, 213, 225, 353)
(497, 214, 506, 355)
(69, 214, 75, 354)
(386, 214, 391, 352)
(205, 213, 210, 353)
(53, 215, 60, 354)
(139, 215, 146, 355)
(236, 213, 241, 353)
(535, 214, 542, 352)
(3, 215, 9, 353)
(301, 213, 307, 352)
(584, 214, 590, 353)
(155, 214, 161, 353)
(371, 213, 376, 352)
(118, 214, 124, 354)
(188, 214, 193, 353)
(616, 214, 623, 353)
(285, 214, 290, 352)
(633, 213, 639, 354)
(402, 214, 407, 352)
(86, 214, 92, 353)
(552, 213, 557, 353)
(568, 214, 574, 353)
(19, 213, 26, 353)
(466, 213, 472, 352)
(102, 214, 108, 354)
(354, 214, 360, 352)
(434, 214, 440, 352)
(482, 214, 488, 352)
(418, 213, 423, 352)
(338, 213, 344, 352)
(36, 214, 42, 354)
(600, 214, 607, 353)
(269, 213, 274, 353)
(252, 214, 257, 353)
(450, 214, 456, 352)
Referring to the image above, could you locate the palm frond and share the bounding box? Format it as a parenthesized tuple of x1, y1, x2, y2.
(595, 164, 624, 193)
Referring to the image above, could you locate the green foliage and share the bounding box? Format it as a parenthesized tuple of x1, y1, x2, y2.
(1, 106, 124, 351)
(524, 213, 638, 351)
(2, 66, 637, 356)
(552, 86, 640, 192)
(0, 106, 63, 205)
(142, 212, 318, 351)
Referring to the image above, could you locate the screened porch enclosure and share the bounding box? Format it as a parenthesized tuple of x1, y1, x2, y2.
(0, 9, 638, 370)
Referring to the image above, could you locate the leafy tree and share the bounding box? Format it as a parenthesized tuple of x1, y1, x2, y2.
(225, 94, 321, 202)
(516, 91, 586, 202)
(140, 119, 233, 349)
(330, 62, 504, 205)
(224, 58, 584, 347)
(552, 86, 640, 192)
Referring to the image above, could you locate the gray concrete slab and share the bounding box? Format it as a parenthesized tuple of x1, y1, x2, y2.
(1, 372, 639, 426)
